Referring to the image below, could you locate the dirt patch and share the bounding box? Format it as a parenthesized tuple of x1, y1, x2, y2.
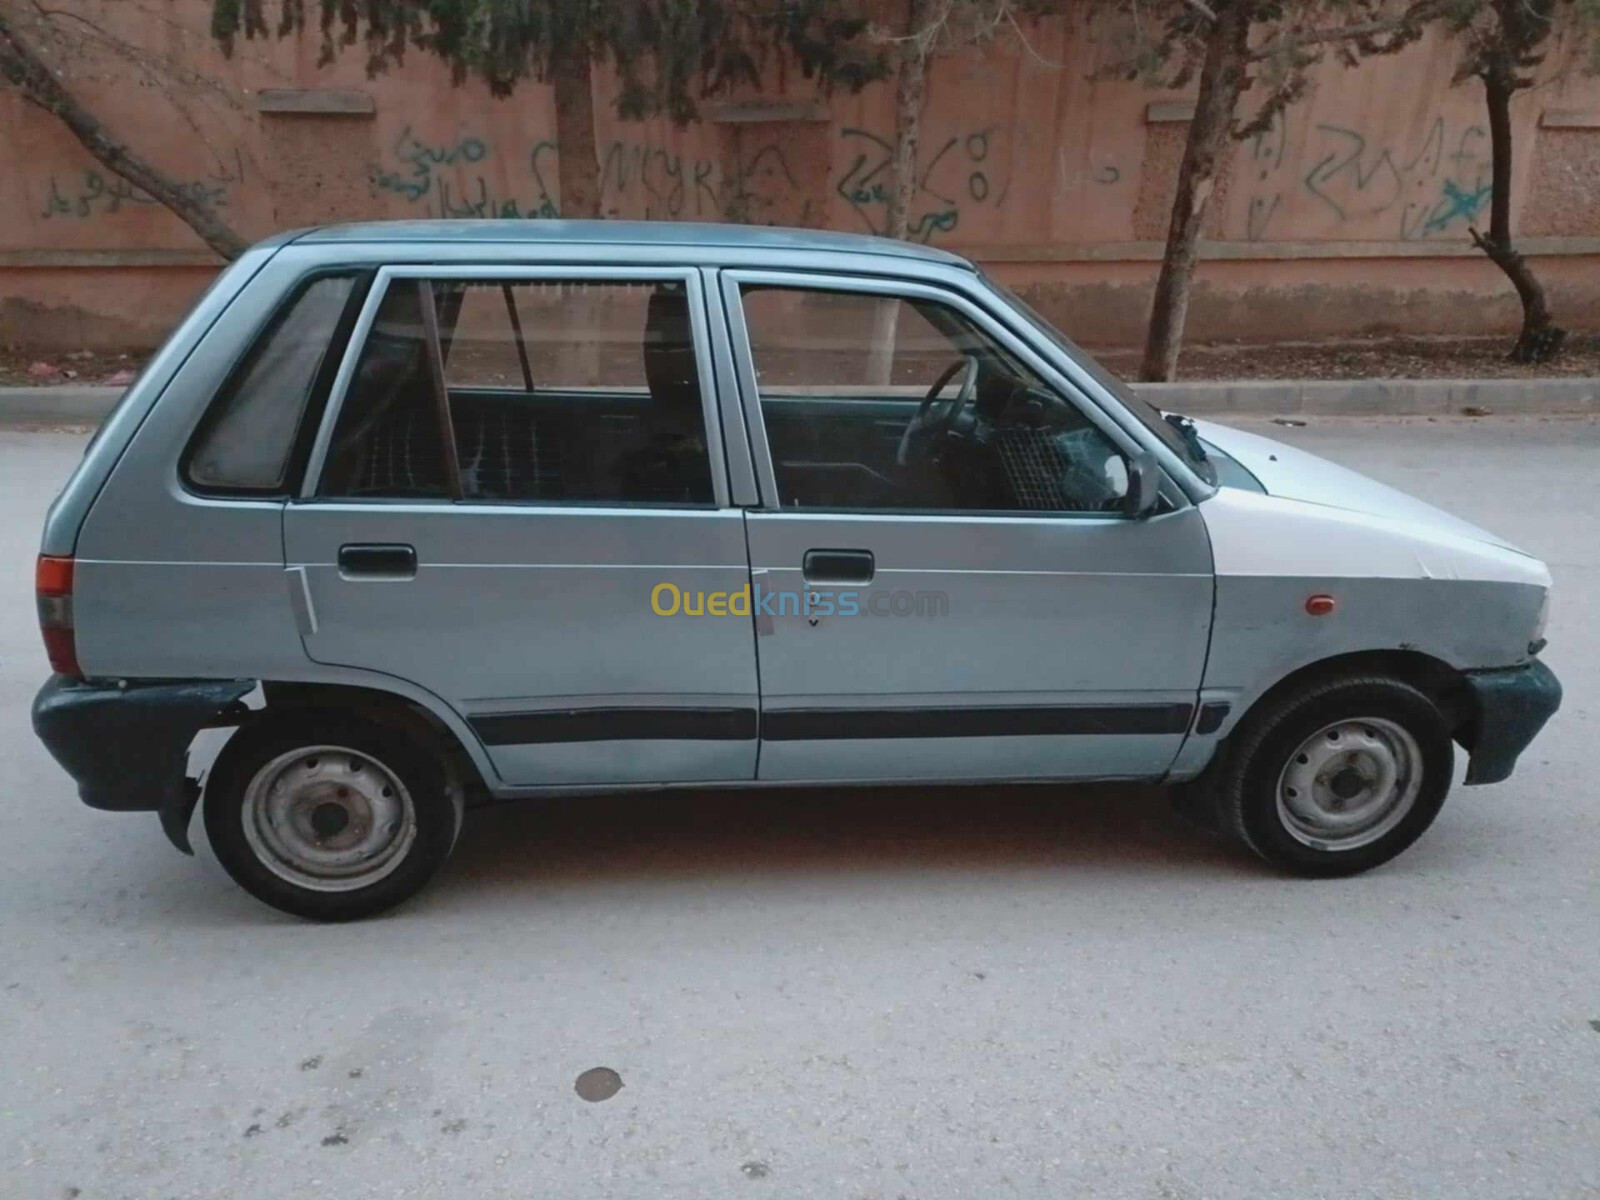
(0, 346, 142, 387)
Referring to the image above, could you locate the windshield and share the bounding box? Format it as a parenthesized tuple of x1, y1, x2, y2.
(980, 273, 1216, 486)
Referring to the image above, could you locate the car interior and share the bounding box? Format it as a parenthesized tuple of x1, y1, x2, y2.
(749, 289, 1128, 513)
(320, 280, 715, 505)
(317, 278, 1129, 514)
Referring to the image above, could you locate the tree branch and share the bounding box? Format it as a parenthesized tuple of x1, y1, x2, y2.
(1249, 0, 1448, 61)
(0, 11, 246, 259)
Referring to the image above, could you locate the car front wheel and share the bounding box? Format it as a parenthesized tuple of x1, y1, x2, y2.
(1219, 674, 1455, 876)
(203, 713, 462, 920)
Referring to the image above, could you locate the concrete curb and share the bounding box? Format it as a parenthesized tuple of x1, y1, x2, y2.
(1137, 377, 1600, 415)
(2, 377, 1599, 425)
(0, 386, 126, 425)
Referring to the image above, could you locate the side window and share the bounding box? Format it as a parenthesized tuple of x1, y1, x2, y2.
(319, 277, 713, 505)
(320, 279, 453, 499)
(445, 281, 652, 391)
(183, 274, 357, 493)
(740, 286, 1131, 515)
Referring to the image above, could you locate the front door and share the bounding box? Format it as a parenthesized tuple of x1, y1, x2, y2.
(721, 272, 1214, 783)
(285, 267, 759, 787)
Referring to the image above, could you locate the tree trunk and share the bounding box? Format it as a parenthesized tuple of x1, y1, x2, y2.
(1471, 60, 1565, 363)
(0, 15, 246, 260)
(884, 0, 931, 242)
(1138, 0, 1251, 383)
(552, 51, 601, 219)
(867, 0, 932, 386)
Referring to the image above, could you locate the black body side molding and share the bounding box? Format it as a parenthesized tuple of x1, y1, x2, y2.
(761, 703, 1195, 741)
(470, 706, 759, 746)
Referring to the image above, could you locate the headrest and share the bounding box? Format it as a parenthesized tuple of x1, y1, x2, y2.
(643, 287, 699, 410)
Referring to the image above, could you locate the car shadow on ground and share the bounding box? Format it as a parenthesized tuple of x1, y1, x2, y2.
(432, 781, 1259, 902)
(103, 780, 1261, 929)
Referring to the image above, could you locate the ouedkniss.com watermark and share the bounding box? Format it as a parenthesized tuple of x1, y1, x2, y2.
(651, 583, 949, 618)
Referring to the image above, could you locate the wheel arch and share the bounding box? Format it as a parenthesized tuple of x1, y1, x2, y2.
(1175, 648, 1470, 839)
(168, 676, 496, 855)
(1231, 649, 1474, 745)
(246, 681, 492, 801)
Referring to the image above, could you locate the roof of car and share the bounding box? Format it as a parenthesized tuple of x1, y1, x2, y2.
(293, 219, 973, 268)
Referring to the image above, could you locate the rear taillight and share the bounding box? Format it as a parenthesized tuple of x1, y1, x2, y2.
(35, 554, 80, 677)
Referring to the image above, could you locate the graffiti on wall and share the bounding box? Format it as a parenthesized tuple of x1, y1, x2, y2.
(37, 152, 245, 222)
(370, 126, 488, 202)
(1306, 118, 1490, 239)
(834, 126, 1005, 242)
(370, 120, 1008, 235)
(371, 123, 810, 222)
(596, 141, 720, 218)
(1245, 115, 1490, 241)
(722, 139, 818, 226)
(1243, 114, 1289, 241)
(370, 126, 559, 218)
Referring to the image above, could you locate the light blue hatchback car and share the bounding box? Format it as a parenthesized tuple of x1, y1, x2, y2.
(33, 222, 1560, 919)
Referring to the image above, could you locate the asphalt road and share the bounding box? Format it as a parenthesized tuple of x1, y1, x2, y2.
(2, 416, 1597, 1199)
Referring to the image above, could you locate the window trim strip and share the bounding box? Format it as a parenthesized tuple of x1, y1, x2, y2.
(299, 265, 730, 508)
(417, 280, 465, 500)
(718, 268, 1178, 519)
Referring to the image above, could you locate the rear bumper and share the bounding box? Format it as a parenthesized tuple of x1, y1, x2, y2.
(31, 676, 253, 851)
(1460, 659, 1563, 785)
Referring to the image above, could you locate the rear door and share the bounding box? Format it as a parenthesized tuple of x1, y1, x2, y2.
(720, 271, 1215, 784)
(284, 266, 759, 788)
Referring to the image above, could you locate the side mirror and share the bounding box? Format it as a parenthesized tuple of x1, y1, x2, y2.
(1122, 450, 1163, 519)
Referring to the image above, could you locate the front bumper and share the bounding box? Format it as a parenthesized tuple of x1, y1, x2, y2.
(1460, 659, 1563, 785)
(32, 675, 253, 852)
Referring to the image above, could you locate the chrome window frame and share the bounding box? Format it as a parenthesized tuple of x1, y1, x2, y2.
(300, 264, 731, 509)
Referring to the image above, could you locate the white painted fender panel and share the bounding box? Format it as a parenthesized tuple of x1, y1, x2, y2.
(1194, 487, 1551, 747)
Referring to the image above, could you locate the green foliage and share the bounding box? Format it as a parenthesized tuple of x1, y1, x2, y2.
(212, 0, 887, 123)
(1457, 0, 1599, 85)
(1091, 0, 1447, 140)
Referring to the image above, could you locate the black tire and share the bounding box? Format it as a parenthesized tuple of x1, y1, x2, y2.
(203, 712, 462, 920)
(1218, 674, 1454, 877)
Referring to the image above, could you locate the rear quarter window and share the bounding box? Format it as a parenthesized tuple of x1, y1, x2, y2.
(182, 274, 359, 493)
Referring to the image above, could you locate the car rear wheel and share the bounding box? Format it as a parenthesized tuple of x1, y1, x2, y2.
(1219, 675, 1455, 876)
(203, 713, 461, 920)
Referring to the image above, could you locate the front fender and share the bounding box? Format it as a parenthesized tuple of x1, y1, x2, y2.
(1196, 487, 1548, 743)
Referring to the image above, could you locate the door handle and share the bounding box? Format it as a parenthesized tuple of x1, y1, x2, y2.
(337, 543, 417, 579)
(802, 548, 875, 585)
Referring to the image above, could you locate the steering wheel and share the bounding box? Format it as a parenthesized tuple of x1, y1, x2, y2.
(897, 355, 980, 467)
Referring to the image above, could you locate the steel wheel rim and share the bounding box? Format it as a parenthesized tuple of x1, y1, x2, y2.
(1275, 717, 1423, 852)
(240, 745, 416, 893)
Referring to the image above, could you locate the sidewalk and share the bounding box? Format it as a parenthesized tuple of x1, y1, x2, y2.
(2, 377, 1598, 425)
(0, 386, 127, 425)
(1137, 377, 1600, 415)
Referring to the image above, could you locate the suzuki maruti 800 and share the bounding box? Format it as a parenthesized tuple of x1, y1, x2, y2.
(32, 222, 1561, 919)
